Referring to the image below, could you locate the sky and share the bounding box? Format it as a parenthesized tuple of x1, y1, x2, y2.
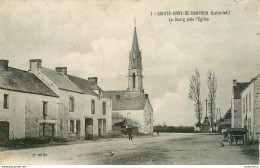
(0, 0, 259, 126)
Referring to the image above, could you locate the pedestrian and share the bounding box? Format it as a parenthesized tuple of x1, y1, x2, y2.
(157, 130, 159, 136)
(127, 127, 133, 140)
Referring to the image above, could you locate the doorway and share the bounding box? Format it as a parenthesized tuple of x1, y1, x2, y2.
(0, 121, 9, 144)
(85, 118, 93, 140)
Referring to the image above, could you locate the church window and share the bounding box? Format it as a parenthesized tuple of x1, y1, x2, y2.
(133, 73, 136, 88)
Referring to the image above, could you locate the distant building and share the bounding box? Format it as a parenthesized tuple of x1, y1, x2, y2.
(217, 119, 231, 133)
(0, 60, 58, 143)
(231, 79, 249, 128)
(103, 25, 153, 135)
(29, 59, 112, 140)
(241, 74, 260, 141)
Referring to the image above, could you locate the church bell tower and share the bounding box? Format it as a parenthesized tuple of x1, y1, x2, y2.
(127, 22, 144, 93)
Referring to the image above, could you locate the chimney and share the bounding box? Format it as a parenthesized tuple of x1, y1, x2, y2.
(30, 59, 42, 71)
(145, 94, 149, 99)
(55, 67, 67, 76)
(233, 79, 237, 86)
(88, 77, 98, 85)
(0, 60, 9, 70)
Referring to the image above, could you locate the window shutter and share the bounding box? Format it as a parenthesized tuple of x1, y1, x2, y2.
(46, 102, 48, 116)
(68, 119, 70, 133)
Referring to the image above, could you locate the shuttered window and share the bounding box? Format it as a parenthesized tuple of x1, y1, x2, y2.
(3, 94, 9, 109)
(91, 99, 95, 114)
(102, 101, 106, 115)
(69, 96, 74, 112)
(43, 101, 48, 117)
(69, 119, 74, 133)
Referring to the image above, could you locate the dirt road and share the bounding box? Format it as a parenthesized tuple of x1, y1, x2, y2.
(0, 133, 258, 165)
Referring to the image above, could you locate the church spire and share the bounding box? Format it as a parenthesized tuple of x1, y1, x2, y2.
(127, 19, 143, 92)
(129, 19, 142, 70)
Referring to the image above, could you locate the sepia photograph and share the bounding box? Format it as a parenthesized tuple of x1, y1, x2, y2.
(0, 0, 259, 166)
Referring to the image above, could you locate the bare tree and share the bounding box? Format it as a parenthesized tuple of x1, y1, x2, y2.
(207, 70, 217, 129)
(188, 68, 203, 127)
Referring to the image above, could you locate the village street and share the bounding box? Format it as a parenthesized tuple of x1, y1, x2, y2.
(0, 133, 258, 165)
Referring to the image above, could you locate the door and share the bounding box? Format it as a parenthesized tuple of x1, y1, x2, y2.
(76, 120, 80, 139)
(0, 121, 9, 144)
(98, 120, 102, 137)
(103, 120, 106, 135)
(85, 118, 93, 140)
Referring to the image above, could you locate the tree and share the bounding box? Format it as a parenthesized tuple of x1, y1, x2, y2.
(188, 68, 203, 127)
(207, 70, 217, 129)
(224, 108, 231, 120)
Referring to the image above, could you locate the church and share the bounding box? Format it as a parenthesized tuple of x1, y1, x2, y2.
(103, 25, 154, 135)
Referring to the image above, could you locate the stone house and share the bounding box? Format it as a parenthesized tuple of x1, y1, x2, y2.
(241, 74, 260, 141)
(231, 79, 249, 128)
(0, 60, 59, 143)
(29, 59, 112, 140)
(103, 26, 154, 135)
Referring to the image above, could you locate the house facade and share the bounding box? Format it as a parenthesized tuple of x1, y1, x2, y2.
(241, 74, 260, 141)
(29, 59, 112, 140)
(103, 26, 154, 135)
(0, 60, 59, 143)
(231, 79, 249, 128)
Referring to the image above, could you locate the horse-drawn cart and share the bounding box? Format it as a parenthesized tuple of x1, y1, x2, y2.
(228, 128, 247, 145)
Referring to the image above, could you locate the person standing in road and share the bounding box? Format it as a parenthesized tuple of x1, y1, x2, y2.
(127, 127, 133, 140)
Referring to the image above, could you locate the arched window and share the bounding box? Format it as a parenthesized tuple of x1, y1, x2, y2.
(133, 73, 136, 88)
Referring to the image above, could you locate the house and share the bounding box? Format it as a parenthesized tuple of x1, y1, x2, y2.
(218, 119, 231, 133)
(231, 79, 249, 128)
(0, 60, 59, 143)
(29, 59, 112, 140)
(103, 25, 153, 135)
(67, 75, 112, 139)
(241, 74, 260, 141)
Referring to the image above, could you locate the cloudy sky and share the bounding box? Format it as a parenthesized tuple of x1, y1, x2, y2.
(0, 0, 259, 126)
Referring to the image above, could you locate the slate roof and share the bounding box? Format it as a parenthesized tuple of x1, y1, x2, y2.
(112, 118, 126, 125)
(112, 97, 147, 111)
(102, 90, 129, 99)
(67, 75, 101, 96)
(0, 67, 58, 97)
(233, 82, 250, 99)
(40, 67, 83, 93)
(240, 73, 260, 94)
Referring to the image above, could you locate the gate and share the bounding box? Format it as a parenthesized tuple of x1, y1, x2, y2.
(0, 121, 9, 144)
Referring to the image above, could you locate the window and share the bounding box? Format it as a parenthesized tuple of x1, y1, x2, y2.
(43, 101, 48, 118)
(243, 98, 245, 113)
(69, 96, 74, 112)
(246, 95, 248, 114)
(3, 94, 9, 109)
(103, 101, 106, 115)
(133, 73, 136, 88)
(91, 99, 95, 114)
(116, 95, 120, 100)
(60, 118, 62, 130)
(69, 119, 74, 133)
(249, 92, 251, 112)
